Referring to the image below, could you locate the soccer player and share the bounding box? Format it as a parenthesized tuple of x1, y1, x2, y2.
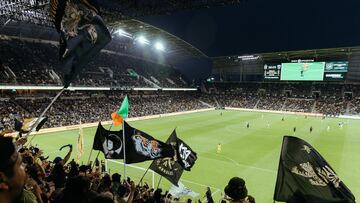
(281, 117, 285, 121)
(293, 127, 296, 133)
(300, 63, 309, 77)
(217, 143, 222, 154)
(246, 122, 250, 129)
(310, 126, 313, 133)
(327, 125, 330, 132)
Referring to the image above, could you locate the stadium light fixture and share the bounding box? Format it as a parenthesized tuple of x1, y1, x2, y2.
(154, 41, 165, 51)
(114, 29, 132, 39)
(136, 35, 150, 45)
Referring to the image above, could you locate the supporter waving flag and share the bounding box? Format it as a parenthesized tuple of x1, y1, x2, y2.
(49, 0, 111, 87)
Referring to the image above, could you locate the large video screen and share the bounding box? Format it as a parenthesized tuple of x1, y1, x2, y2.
(280, 62, 325, 81)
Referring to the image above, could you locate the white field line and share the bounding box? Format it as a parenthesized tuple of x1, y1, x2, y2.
(108, 160, 221, 191)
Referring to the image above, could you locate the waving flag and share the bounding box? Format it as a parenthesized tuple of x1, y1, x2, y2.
(111, 96, 129, 126)
(14, 117, 48, 133)
(274, 136, 355, 203)
(49, 0, 111, 87)
(175, 135, 197, 171)
(149, 130, 184, 186)
(92, 122, 174, 163)
(123, 121, 175, 164)
(93, 122, 124, 159)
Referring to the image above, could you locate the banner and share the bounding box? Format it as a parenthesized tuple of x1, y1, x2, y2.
(274, 136, 355, 203)
(123, 121, 174, 164)
(93, 122, 175, 164)
(149, 130, 183, 186)
(175, 135, 197, 171)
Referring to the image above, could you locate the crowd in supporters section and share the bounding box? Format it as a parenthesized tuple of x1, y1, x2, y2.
(0, 92, 206, 129)
(0, 39, 188, 88)
(0, 135, 255, 203)
(2, 81, 360, 131)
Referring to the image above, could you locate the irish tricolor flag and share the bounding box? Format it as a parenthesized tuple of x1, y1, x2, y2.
(111, 95, 129, 126)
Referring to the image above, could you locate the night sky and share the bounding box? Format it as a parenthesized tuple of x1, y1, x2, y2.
(141, 0, 360, 57)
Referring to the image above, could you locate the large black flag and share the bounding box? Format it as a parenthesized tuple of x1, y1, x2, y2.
(174, 133, 197, 171)
(49, 0, 111, 87)
(92, 122, 175, 163)
(149, 130, 184, 186)
(92, 122, 124, 159)
(123, 121, 175, 164)
(274, 136, 355, 203)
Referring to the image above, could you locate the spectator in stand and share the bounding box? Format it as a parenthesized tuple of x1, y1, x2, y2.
(51, 145, 73, 189)
(224, 177, 255, 203)
(0, 136, 27, 203)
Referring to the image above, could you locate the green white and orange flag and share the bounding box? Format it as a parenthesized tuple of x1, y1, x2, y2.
(76, 119, 84, 161)
(111, 95, 129, 126)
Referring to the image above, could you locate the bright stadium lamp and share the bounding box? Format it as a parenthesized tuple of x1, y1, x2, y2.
(154, 41, 165, 51)
(114, 29, 132, 38)
(136, 35, 150, 45)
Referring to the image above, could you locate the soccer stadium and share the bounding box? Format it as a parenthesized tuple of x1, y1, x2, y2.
(0, 1, 359, 203)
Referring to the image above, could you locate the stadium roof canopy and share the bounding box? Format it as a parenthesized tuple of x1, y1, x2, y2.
(0, 0, 243, 58)
(109, 19, 207, 58)
(212, 46, 360, 68)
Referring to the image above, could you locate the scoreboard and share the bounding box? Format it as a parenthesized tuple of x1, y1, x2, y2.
(264, 61, 348, 81)
(264, 64, 281, 80)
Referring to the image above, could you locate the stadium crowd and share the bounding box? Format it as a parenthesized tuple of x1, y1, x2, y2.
(0, 136, 255, 203)
(2, 83, 360, 131)
(0, 92, 206, 130)
(0, 39, 188, 88)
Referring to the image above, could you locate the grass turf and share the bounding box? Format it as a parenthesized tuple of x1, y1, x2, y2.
(30, 110, 360, 202)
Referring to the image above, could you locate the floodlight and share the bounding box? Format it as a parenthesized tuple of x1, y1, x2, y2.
(136, 35, 150, 45)
(154, 42, 165, 51)
(115, 29, 132, 38)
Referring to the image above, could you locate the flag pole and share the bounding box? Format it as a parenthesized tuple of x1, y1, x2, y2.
(122, 121, 126, 180)
(139, 165, 151, 185)
(26, 88, 66, 146)
(87, 148, 93, 165)
(91, 151, 101, 170)
(156, 176, 163, 189)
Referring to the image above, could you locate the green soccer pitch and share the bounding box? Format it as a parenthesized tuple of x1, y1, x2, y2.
(30, 110, 360, 202)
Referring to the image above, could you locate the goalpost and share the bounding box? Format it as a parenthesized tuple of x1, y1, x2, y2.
(105, 159, 156, 188)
